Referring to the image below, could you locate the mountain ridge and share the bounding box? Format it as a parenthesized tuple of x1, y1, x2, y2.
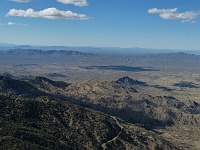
(1, 76, 200, 127)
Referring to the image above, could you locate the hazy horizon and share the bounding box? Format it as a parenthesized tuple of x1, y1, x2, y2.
(0, 0, 200, 50)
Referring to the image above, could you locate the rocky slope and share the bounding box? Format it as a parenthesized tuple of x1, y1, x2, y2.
(1, 76, 200, 128)
(1, 76, 200, 149)
(64, 82, 200, 128)
(0, 95, 180, 150)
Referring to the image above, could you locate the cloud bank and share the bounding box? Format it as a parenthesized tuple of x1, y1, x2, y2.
(57, 0, 88, 7)
(11, 0, 30, 2)
(6, 7, 90, 20)
(148, 8, 200, 23)
(11, 0, 88, 7)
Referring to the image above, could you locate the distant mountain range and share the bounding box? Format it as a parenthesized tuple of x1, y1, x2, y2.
(1, 49, 199, 63)
(1, 43, 200, 55)
(0, 49, 96, 57)
(146, 52, 200, 60)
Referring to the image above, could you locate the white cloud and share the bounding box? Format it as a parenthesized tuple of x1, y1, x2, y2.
(57, 0, 88, 7)
(8, 22, 16, 25)
(8, 22, 28, 26)
(148, 8, 200, 23)
(148, 8, 177, 14)
(11, 0, 30, 2)
(6, 7, 90, 20)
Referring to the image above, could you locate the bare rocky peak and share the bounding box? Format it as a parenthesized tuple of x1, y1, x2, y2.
(116, 76, 148, 86)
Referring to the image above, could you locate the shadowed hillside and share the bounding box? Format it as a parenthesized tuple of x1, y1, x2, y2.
(1, 76, 200, 128)
(0, 95, 180, 150)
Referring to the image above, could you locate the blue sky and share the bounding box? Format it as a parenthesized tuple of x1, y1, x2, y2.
(0, 0, 200, 50)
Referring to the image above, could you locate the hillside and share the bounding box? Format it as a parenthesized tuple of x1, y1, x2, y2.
(1, 76, 200, 128)
(0, 95, 181, 150)
(1, 76, 200, 149)
(0, 76, 48, 97)
(63, 80, 200, 127)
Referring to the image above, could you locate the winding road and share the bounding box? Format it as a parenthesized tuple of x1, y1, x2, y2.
(101, 116, 124, 150)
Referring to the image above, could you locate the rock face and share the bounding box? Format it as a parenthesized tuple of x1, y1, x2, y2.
(0, 95, 179, 150)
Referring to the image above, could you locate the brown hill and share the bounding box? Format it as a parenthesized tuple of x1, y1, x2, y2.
(1, 76, 200, 128)
(65, 81, 200, 127)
